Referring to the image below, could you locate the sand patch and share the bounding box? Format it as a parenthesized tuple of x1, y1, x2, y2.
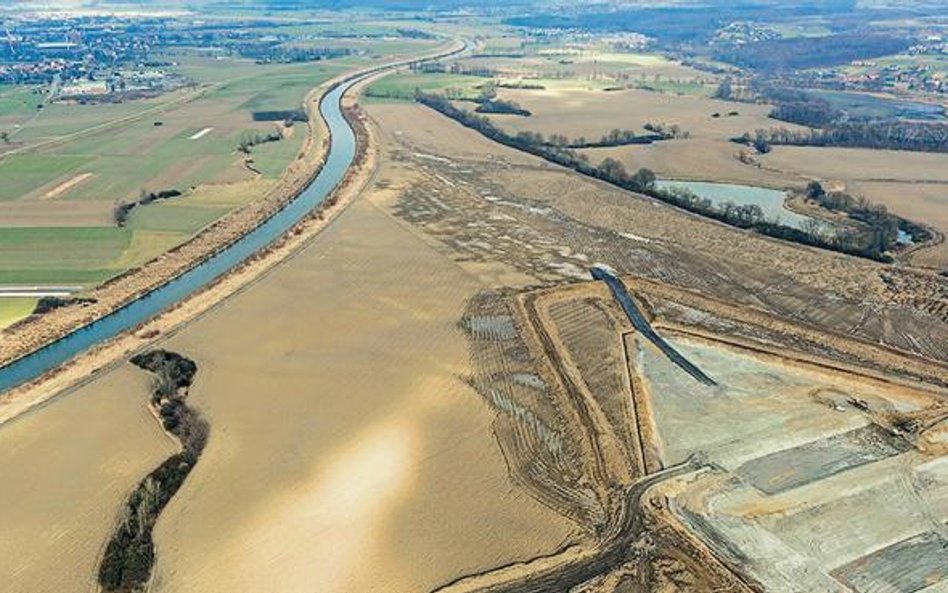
(188, 127, 213, 140)
(41, 172, 94, 200)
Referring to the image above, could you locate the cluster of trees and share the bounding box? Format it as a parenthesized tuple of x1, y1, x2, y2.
(447, 63, 498, 78)
(395, 28, 436, 40)
(113, 188, 183, 227)
(475, 98, 531, 116)
(99, 350, 206, 593)
(467, 83, 530, 116)
(416, 91, 905, 262)
(805, 181, 930, 250)
(769, 99, 841, 127)
(237, 130, 282, 154)
(643, 122, 689, 139)
(495, 81, 546, 90)
(252, 109, 307, 123)
(32, 296, 96, 315)
(237, 44, 350, 64)
(538, 128, 667, 149)
(740, 122, 948, 153)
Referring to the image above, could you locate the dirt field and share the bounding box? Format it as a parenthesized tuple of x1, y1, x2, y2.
(0, 366, 174, 593)
(371, 101, 948, 361)
(473, 82, 948, 268)
(492, 87, 776, 143)
(144, 194, 576, 593)
(762, 145, 948, 185)
(635, 327, 948, 593)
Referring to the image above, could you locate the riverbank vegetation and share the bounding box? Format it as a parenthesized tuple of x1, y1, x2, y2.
(98, 350, 204, 593)
(417, 91, 922, 262)
(804, 181, 932, 247)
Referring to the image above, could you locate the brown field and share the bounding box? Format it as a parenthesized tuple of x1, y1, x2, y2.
(762, 145, 948, 184)
(369, 99, 948, 364)
(852, 180, 948, 268)
(0, 366, 174, 593)
(484, 86, 804, 188)
(493, 87, 776, 142)
(761, 147, 948, 267)
(454, 50, 712, 89)
(140, 131, 578, 592)
(477, 82, 948, 267)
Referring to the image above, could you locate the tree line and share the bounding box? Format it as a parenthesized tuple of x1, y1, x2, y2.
(416, 92, 903, 262)
(737, 122, 948, 153)
(113, 188, 183, 227)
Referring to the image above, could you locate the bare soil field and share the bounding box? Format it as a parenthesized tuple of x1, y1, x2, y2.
(375, 101, 948, 361)
(492, 87, 776, 143)
(584, 139, 797, 188)
(480, 86, 804, 189)
(0, 366, 174, 593)
(635, 325, 948, 592)
(762, 145, 948, 185)
(145, 195, 577, 593)
(446, 264, 948, 591)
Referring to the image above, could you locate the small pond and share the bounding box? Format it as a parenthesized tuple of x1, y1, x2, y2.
(655, 180, 820, 230)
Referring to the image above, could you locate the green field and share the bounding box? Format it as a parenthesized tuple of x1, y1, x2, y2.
(630, 79, 713, 96)
(0, 154, 92, 201)
(366, 72, 487, 101)
(0, 33, 442, 289)
(0, 227, 132, 285)
(0, 85, 43, 118)
(0, 298, 36, 330)
(250, 131, 307, 178)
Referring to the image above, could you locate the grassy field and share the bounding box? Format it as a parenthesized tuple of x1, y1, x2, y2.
(0, 84, 44, 121)
(366, 71, 487, 101)
(0, 297, 36, 329)
(0, 154, 92, 201)
(0, 227, 132, 285)
(0, 53, 362, 287)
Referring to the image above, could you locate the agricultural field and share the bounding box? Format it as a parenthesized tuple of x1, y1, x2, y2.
(0, 52, 364, 326)
(366, 72, 486, 101)
(0, 297, 35, 330)
(0, 26, 437, 325)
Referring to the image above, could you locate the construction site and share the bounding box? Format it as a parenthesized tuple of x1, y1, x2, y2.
(372, 98, 948, 592)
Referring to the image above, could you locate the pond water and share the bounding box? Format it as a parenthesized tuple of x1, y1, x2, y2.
(655, 180, 819, 230)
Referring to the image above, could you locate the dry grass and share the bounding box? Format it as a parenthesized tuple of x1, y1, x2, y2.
(491, 87, 777, 142)
(0, 366, 174, 593)
(143, 168, 577, 593)
(762, 146, 948, 184)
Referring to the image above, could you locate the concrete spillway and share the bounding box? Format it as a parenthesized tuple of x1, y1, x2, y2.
(591, 267, 716, 386)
